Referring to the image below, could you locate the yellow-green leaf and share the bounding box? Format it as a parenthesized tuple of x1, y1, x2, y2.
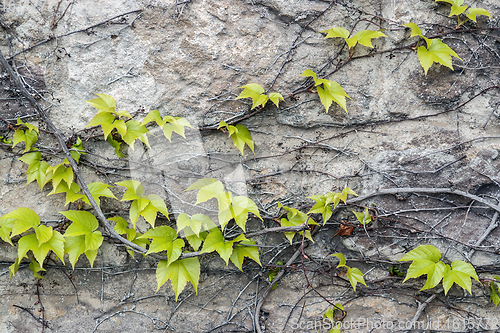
(435, 0, 466, 17)
(236, 84, 268, 109)
(29, 259, 45, 279)
(417, 38, 461, 75)
(350, 29, 387, 48)
(199, 228, 234, 265)
(331, 252, 347, 267)
(4, 207, 40, 238)
(156, 257, 200, 300)
(230, 239, 261, 271)
(346, 266, 367, 291)
(81, 182, 117, 207)
(403, 22, 423, 38)
(490, 281, 500, 308)
(268, 93, 284, 108)
(0, 218, 15, 245)
(399, 244, 442, 262)
(320, 27, 349, 40)
(177, 213, 202, 237)
(442, 260, 479, 295)
(116, 180, 145, 201)
(353, 208, 371, 225)
(122, 120, 150, 149)
(86, 93, 116, 112)
(162, 116, 192, 141)
(466, 8, 492, 22)
(185, 178, 231, 212)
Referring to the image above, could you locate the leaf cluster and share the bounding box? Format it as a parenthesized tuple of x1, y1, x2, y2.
(403, 23, 462, 75)
(307, 188, 358, 225)
(301, 69, 350, 113)
(235, 83, 284, 110)
(86, 94, 192, 155)
(331, 252, 367, 291)
(398, 245, 479, 294)
(218, 121, 255, 155)
(435, 0, 491, 26)
(320, 27, 387, 51)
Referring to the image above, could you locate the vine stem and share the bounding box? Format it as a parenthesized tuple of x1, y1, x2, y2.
(346, 187, 500, 214)
(254, 244, 306, 333)
(0, 49, 149, 254)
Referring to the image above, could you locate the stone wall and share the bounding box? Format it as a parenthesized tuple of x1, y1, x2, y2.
(1, 0, 500, 332)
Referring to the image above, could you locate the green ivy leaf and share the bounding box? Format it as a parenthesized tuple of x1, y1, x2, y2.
(417, 38, 461, 75)
(186, 231, 207, 252)
(109, 216, 149, 258)
(0, 218, 15, 245)
(69, 137, 85, 164)
(13, 128, 38, 152)
(9, 257, 22, 277)
(279, 203, 316, 244)
(47, 164, 74, 192)
(116, 180, 145, 201)
(4, 207, 40, 238)
(321, 27, 349, 40)
(346, 266, 367, 292)
(328, 323, 342, 333)
(49, 182, 85, 206)
(34, 224, 53, 245)
(323, 303, 344, 322)
(490, 281, 500, 309)
(186, 178, 232, 212)
(85, 93, 116, 112)
(236, 83, 269, 109)
(347, 29, 387, 48)
(403, 22, 424, 38)
(230, 238, 261, 271)
(156, 257, 200, 301)
(399, 244, 442, 262)
(19, 151, 51, 190)
(177, 213, 203, 237)
(435, 0, 467, 17)
(307, 193, 336, 225)
(442, 260, 479, 295)
(301, 70, 350, 113)
(81, 182, 117, 207)
(162, 116, 192, 141)
(466, 8, 492, 22)
(331, 252, 347, 267)
(353, 208, 371, 225)
(399, 245, 448, 291)
(110, 216, 129, 235)
(140, 194, 170, 227)
(86, 112, 116, 139)
(65, 235, 88, 269)
(199, 228, 234, 265)
(122, 120, 150, 149)
(268, 93, 284, 108)
(29, 259, 45, 279)
(268, 260, 283, 289)
(333, 187, 358, 207)
(218, 122, 255, 155)
(141, 109, 165, 126)
(178, 215, 216, 250)
(18, 230, 65, 268)
(230, 236, 262, 272)
(142, 111, 192, 141)
(139, 226, 184, 265)
(107, 136, 125, 157)
(60, 210, 102, 251)
(219, 196, 262, 232)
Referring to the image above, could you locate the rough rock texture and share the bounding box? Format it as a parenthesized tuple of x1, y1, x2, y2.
(1, 0, 500, 332)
